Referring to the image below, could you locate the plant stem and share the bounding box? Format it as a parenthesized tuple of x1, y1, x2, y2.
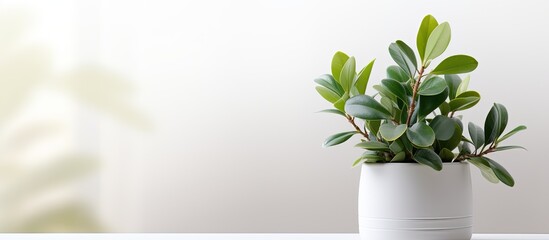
(405, 66, 425, 126)
(455, 146, 496, 161)
(346, 115, 370, 141)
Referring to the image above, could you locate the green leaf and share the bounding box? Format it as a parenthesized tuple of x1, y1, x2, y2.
(494, 103, 508, 137)
(439, 102, 450, 116)
(413, 149, 443, 171)
(468, 122, 485, 150)
(333, 92, 349, 112)
(431, 55, 478, 74)
(429, 115, 455, 141)
(314, 74, 344, 95)
(492, 145, 527, 152)
(345, 95, 392, 120)
(484, 157, 515, 187)
(468, 157, 500, 184)
(323, 131, 358, 147)
(353, 151, 385, 166)
(389, 41, 417, 77)
(365, 120, 381, 137)
(417, 15, 439, 63)
(449, 91, 481, 111)
(497, 125, 527, 143)
(424, 22, 451, 61)
(439, 148, 455, 161)
(331, 51, 349, 82)
(355, 141, 390, 151)
(315, 86, 341, 103)
(406, 122, 435, 148)
(356, 59, 375, 94)
(456, 75, 470, 97)
(380, 123, 407, 141)
(386, 65, 409, 82)
(381, 79, 407, 103)
(391, 152, 406, 162)
(444, 74, 462, 100)
(418, 76, 447, 96)
(418, 88, 449, 118)
(484, 104, 499, 145)
(373, 85, 396, 101)
(438, 118, 463, 151)
(317, 109, 345, 117)
(340, 57, 356, 92)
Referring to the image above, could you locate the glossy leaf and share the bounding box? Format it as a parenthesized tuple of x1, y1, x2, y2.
(381, 79, 407, 103)
(355, 141, 390, 151)
(413, 149, 443, 171)
(484, 104, 499, 145)
(497, 125, 527, 143)
(315, 86, 341, 103)
(380, 123, 407, 141)
(439, 102, 450, 116)
(494, 103, 508, 137)
(314, 74, 344, 95)
(356, 59, 375, 94)
(424, 22, 451, 61)
(345, 95, 392, 120)
(353, 151, 385, 166)
(429, 115, 455, 141)
(317, 109, 345, 117)
(386, 65, 409, 82)
(468, 122, 485, 150)
(431, 55, 478, 74)
(406, 122, 435, 148)
(484, 157, 515, 187)
(418, 88, 449, 118)
(418, 76, 447, 96)
(389, 139, 405, 153)
(417, 15, 439, 62)
(444, 74, 462, 100)
(323, 131, 357, 147)
(449, 91, 481, 111)
(456, 75, 470, 97)
(468, 157, 500, 184)
(331, 51, 349, 82)
(389, 41, 416, 77)
(340, 57, 356, 92)
(438, 118, 463, 151)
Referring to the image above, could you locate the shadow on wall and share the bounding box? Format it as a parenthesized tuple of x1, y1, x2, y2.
(0, 11, 149, 232)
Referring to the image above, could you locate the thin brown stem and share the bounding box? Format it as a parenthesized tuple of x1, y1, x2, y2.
(455, 146, 496, 161)
(405, 66, 425, 126)
(346, 115, 370, 141)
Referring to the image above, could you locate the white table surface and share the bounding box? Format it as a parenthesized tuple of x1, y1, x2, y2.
(0, 234, 547, 240)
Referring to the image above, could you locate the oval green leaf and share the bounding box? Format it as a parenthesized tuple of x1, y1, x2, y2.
(484, 157, 515, 187)
(418, 88, 449, 118)
(424, 22, 451, 61)
(314, 74, 344, 95)
(315, 86, 341, 103)
(380, 123, 407, 141)
(381, 79, 407, 103)
(418, 76, 447, 96)
(389, 41, 417, 77)
(331, 51, 349, 82)
(484, 104, 500, 145)
(468, 157, 500, 184)
(333, 92, 349, 112)
(386, 65, 409, 82)
(345, 95, 392, 120)
(413, 149, 443, 171)
(406, 122, 435, 148)
(497, 125, 527, 144)
(444, 74, 462, 100)
(323, 131, 357, 147)
(417, 15, 439, 63)
(429, 115, 455, 141)
(355, 141, 390, 151)
(468, 122, 485, 150)
(449, 91, 481, 111)
(431, 55, 478, 75)
(339, 56, 356, 92)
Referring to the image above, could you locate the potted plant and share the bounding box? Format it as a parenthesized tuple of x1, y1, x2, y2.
(314, 15, 527, 240)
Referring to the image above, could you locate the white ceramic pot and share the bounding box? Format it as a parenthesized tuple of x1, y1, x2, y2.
(358, 162, 472, 240)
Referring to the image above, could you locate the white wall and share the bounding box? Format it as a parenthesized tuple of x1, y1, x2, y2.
(6, 0, 549, 233)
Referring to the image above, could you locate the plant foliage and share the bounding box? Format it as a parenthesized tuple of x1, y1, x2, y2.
(314, 15, 526, 187)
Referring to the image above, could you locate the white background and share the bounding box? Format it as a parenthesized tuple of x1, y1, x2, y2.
(4, 0, 549, 233)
